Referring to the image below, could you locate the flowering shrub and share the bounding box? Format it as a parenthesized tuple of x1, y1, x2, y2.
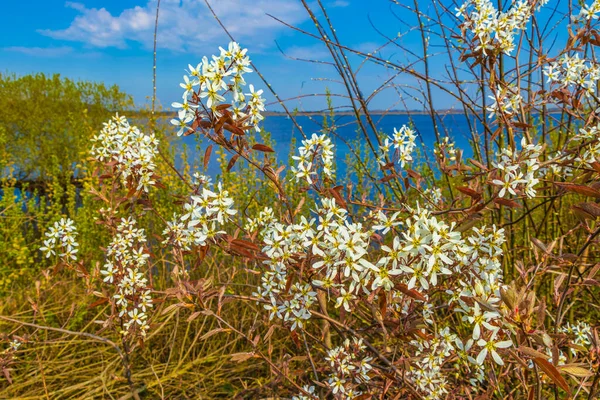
(101, 217, 153, 337)
(4, 1, 600, 399)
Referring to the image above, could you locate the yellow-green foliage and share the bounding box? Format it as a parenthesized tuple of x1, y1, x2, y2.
(0, 73, 132, 182)
(0, 74, 132, 292)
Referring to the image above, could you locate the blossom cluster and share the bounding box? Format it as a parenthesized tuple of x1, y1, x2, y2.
(423, 187, 443, 206)
(378, 124, 417, 168)
(487, 84, 523, 120)
(171, 41, 266, 135)
(324, 338, 373, 397)
(91, 114, 159, 193)
(541, 123, 600, 177)
(244, 206, 276, 233)
(252, 190, 514, 395)
(291, 133, 335, 185)
(491, 137, 542, 198)
(408, 328, 457, 399)
(570, 124, 600, 169)
(399, 218, 512, 398)
(544, 53, 600, 97)
(101, 217, 152, 337)
(456, 0, 545, 56)
(39, 217, 79, 261)
(192, 172, 212, 187)
(252, 209, 318, 330)
(560, 321, 592, 355)
(162, 182, 237, 256)
(376, 207, 513, 368)
(160, 39, 600, 399)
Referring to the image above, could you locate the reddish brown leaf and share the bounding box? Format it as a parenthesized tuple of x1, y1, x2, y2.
(215, 103, 232, 111)
(379, 292, 388, 318)
(491, 127, 502, 141)
(590, 181, 600, 191)
(533, 357, 571, 394)
(494, 197, 522, 208)
(380, 174, 397, 183)
(224, 123, 245, 136)
(88, 297, 109, 309)
(554, 182, 600, 198)
(2, 367, 12, 384)
(531, 237, 549, 254)
(203, 145, 213, 171)
(381, 161, 395, 171)
(457, 186, 482, 200)
(187, 311, 203, 323)
(513, 122, 534, 129)
(214, 116, 227, 134)
(571, 203, 600, 220)
(469, 158, 488, 171)
(519, 346, 550, 360)
(230, 239, 260, 252)
(252, 144, 275, 153)
(227, 154, 239, 172)
(198, 120, 212, 129)
(394, 283, 427, 301)
(285, 273, 293, 294)
(228, 241, 254, 258)
(231, 352, 255, 363)
(591, 161, 600, 174)
(580, 202, 600, 216)
(406, 169, 422, 181)
(328, 187, 348, 210)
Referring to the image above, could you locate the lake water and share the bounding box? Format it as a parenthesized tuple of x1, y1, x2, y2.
(173, 113, 484, 178)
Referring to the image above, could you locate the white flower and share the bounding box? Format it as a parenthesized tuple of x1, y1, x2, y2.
(335, 288, 356, 312)
(180, 75, 198, 98)
(171, 100, 198, 120)
(199, 81, 226, 109)
(476, 331, 513, 365)
(372, 211, 401, 235)
(39, 218, 79, 262)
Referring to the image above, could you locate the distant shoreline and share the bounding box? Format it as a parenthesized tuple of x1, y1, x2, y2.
(129, 109, 564, 118)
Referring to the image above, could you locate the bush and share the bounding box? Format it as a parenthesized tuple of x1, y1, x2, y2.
(3, 1, 600, 399)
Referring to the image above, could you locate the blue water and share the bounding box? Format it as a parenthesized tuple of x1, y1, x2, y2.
(173, 113, 484, 178)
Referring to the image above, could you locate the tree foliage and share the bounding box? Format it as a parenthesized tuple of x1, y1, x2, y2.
(0, 73, 132, 182)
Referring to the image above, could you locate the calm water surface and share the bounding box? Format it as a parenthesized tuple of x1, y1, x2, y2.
(170, 113, 485, 177)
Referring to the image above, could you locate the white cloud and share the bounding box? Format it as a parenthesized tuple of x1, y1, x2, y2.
(283, 44, 330, 60)
(329, 0, 350, 7)
(39, 0, 307, 52)
(3, 46, 73, 57)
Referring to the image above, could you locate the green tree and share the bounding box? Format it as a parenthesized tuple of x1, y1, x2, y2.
(0, 73, 133, 183)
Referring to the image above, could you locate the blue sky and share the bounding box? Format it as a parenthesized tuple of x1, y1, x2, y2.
(2, 0, 446, 111)
(0, 0, 571, 111)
